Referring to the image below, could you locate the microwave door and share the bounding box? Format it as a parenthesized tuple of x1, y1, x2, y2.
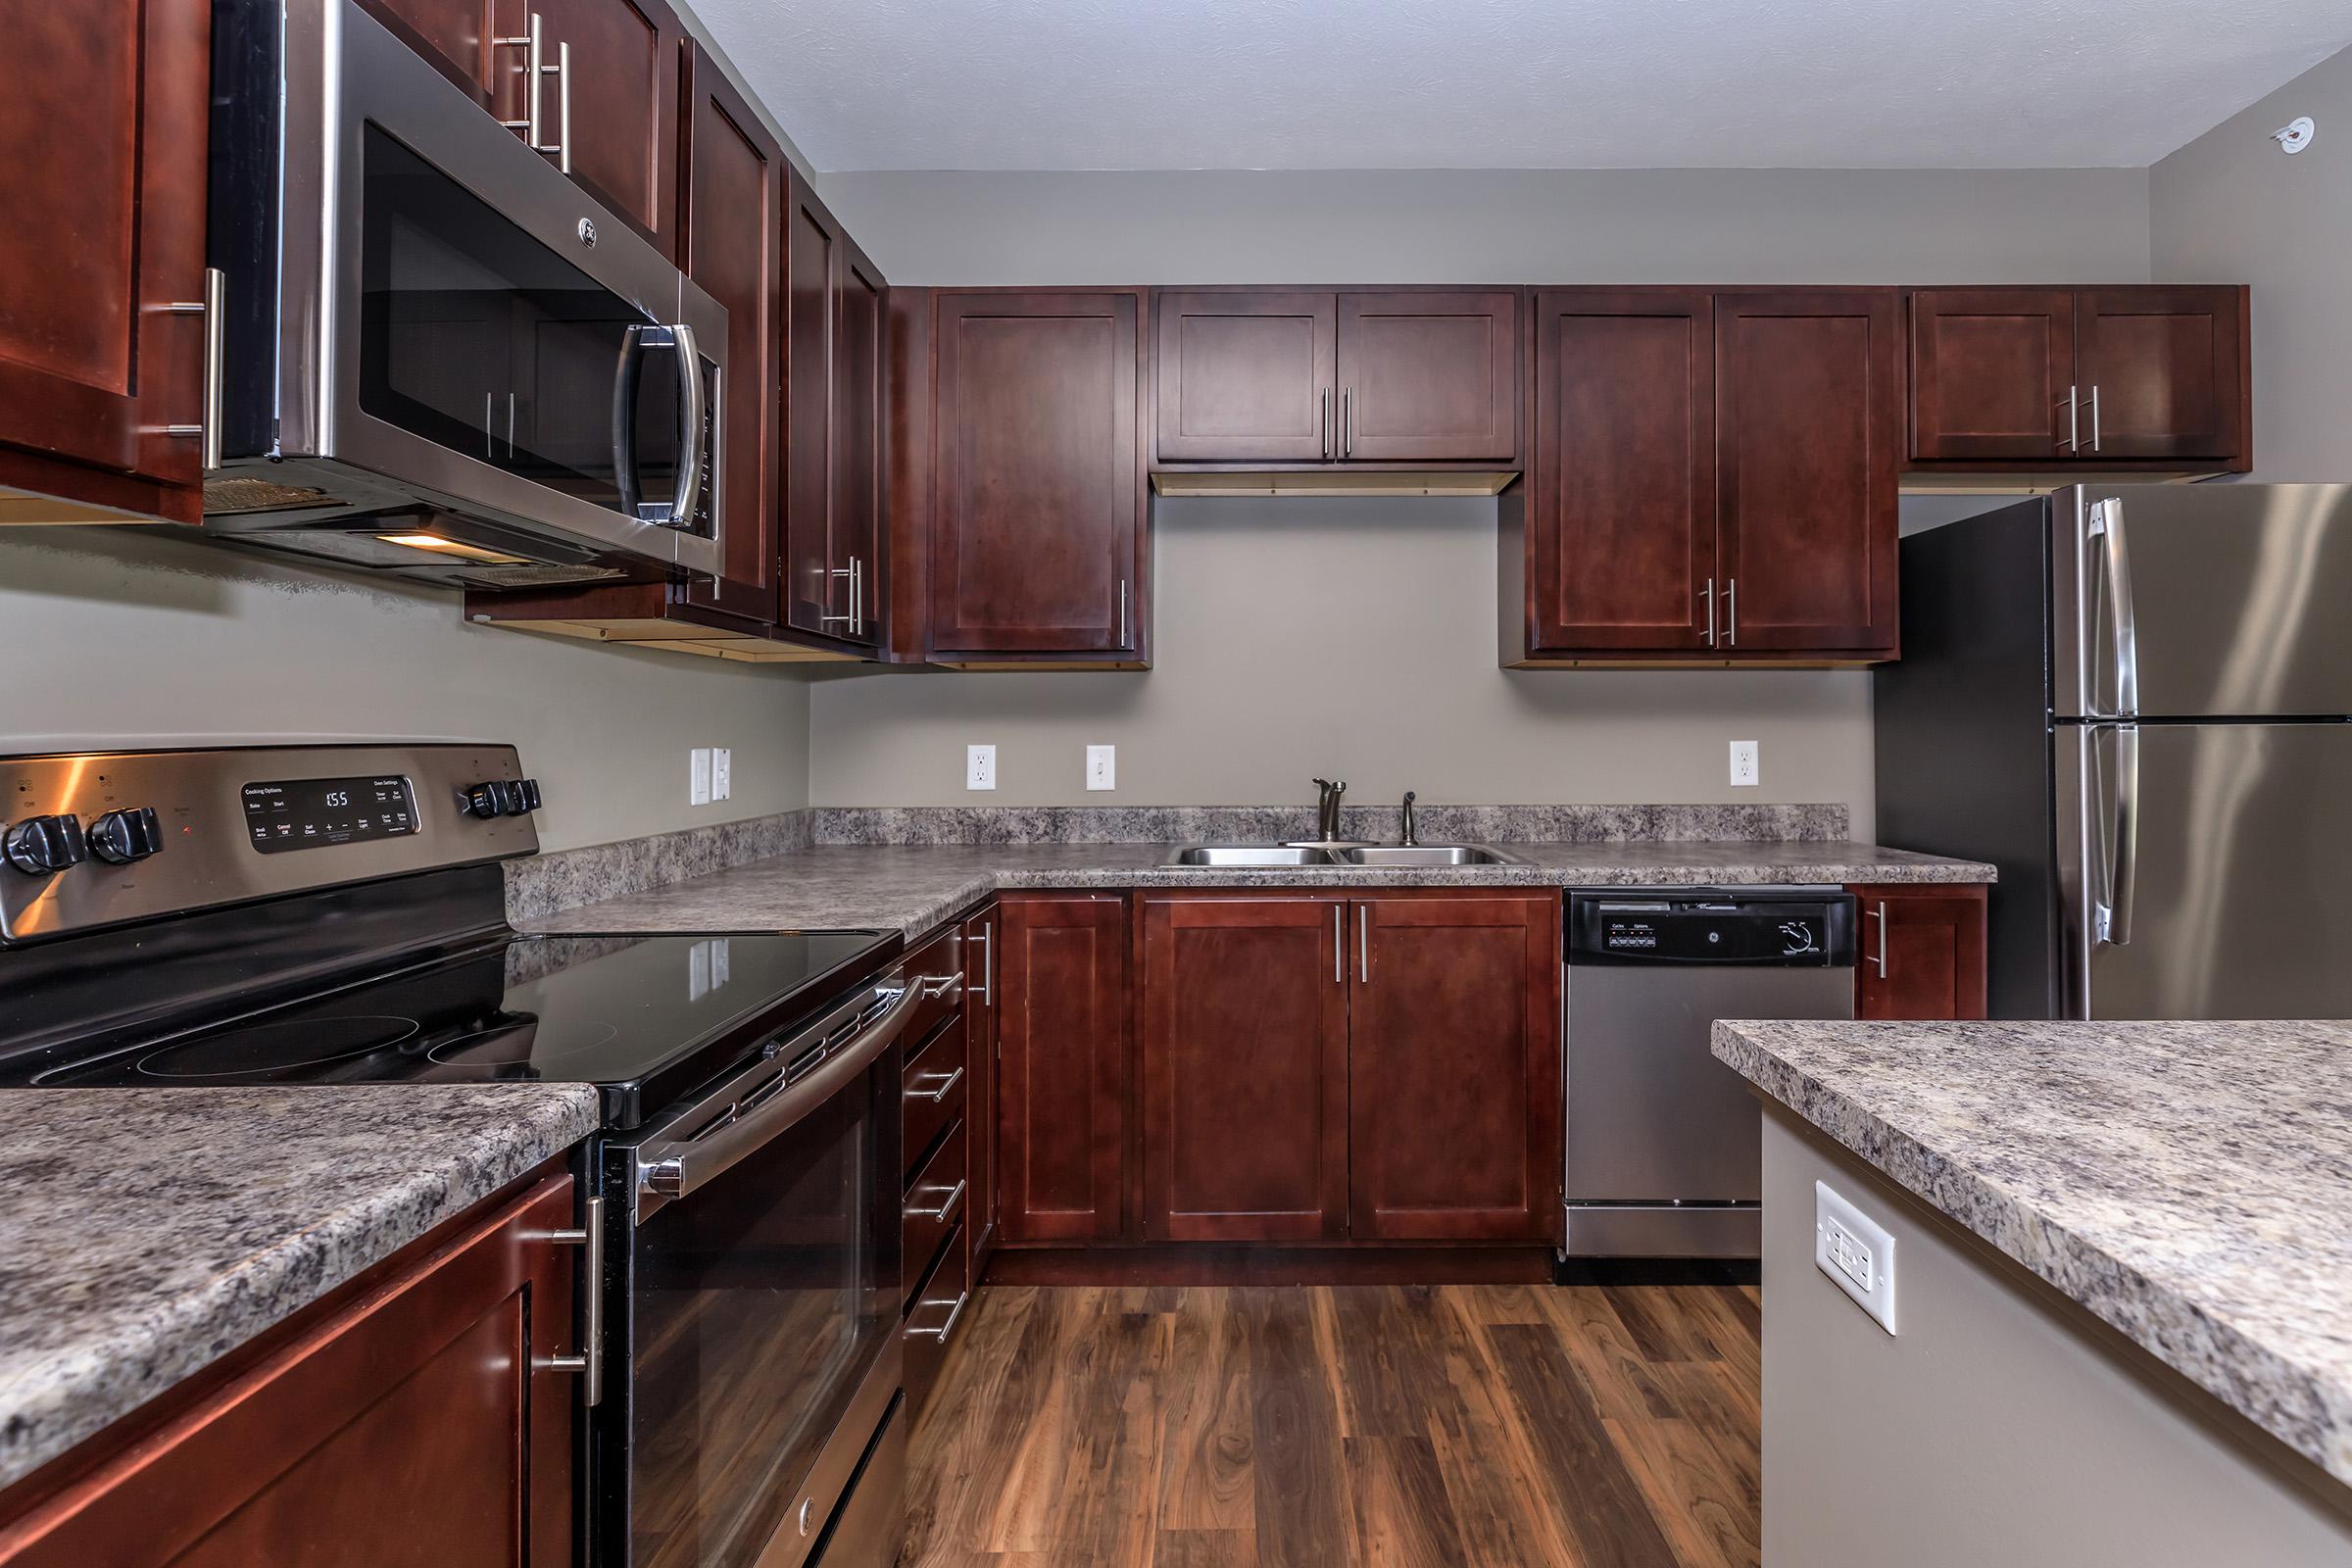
(2054, 483, 2352, 721)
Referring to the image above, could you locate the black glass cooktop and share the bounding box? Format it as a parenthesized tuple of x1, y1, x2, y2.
(24, 928, 898, 1127)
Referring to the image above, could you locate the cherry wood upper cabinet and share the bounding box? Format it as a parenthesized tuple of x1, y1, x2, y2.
(1347, 895, 1560, 1243)
(1337, 290, 1518, 462)
(1851, 884, 1989, 1021)
(997, 895, 1133, 1244)
(2075, 286, 2248, 462)
(1513, 288, 1716, 657)
(1155, 292, 1334, 462)
(675, 42, 783, 627)
(1139, 895, 1350, 1243)
(781, 176, 887, 646)
(0, 0, 210, 524)
(0, 1174, 577, 1567)
(831, 241, 888, 645)
(930, 291, 1146, 662)
(1715, 289, 1901, 658)
(1909, 288, 2076, 462)
(521, 0, 684, 260)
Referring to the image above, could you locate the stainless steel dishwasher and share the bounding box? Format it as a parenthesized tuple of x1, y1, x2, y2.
(1563, 889, 1857, 1259)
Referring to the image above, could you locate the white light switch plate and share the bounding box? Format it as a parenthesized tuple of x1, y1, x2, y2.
(966, 745, 997, 792)
(689, 748, 712, 807)
(1086, 744, 1115, 791)
(1730, 739, 1760, 788)
(711, 748, 732, 802)
(1815, 1179, 1897, 1334)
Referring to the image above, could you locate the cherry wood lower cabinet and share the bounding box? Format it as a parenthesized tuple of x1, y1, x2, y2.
(996, 894, 1133, 1242)
(0, 1171, 579, 1567)
(0, 0, 211, 525)
(1849, 883, 1989, 1020)
(962, 902, 1002, 1276)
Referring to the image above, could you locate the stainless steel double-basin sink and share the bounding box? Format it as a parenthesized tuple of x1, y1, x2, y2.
(1161, 843, 1527, 868)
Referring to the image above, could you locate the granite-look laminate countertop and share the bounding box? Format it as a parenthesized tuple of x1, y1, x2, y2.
(1711, 1018, 2352, 1488)
(0, 1085, 600, 1493)
(519, 840, 1993, 942)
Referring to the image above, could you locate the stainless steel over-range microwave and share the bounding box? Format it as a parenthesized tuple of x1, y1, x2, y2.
(203, 0, 726, 588)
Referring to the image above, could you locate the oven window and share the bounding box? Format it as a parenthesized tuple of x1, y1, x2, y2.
(629, 1057, 896, 1568)
(356, 124, 685, 518)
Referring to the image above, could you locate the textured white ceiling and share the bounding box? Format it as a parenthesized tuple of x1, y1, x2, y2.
(687, 0, 2352, 172)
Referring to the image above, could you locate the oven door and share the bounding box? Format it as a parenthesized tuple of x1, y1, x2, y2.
(606, 975, 915, 1568)
(220, 0, 724, 579)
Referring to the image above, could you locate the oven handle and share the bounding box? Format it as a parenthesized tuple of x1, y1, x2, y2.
(637, 978, 919, 1210)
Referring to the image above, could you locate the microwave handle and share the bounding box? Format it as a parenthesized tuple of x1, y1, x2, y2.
(611, 323, 650, 516)
(667, 322, 706, 529)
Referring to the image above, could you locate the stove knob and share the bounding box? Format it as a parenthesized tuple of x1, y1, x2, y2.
(462, 782, 507, 818)
(5, 813, 88, 875)
(492, 779, 529, 816)
(514, 777, 542, 813)
(86, 807, 165, 865)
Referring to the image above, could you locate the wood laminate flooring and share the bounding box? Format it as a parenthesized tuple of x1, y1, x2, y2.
(903, 1282, 1762, 1568)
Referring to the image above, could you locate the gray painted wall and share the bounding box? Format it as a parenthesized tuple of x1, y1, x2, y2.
(0, 528, 811, 853)
(806, 168, 2155, 827)
(2152, 45, 2352, 479)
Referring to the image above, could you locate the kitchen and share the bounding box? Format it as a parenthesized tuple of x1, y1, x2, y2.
(1, 2, 2349, 1565)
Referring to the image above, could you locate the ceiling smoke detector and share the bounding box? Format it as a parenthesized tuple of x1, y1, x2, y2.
(2273, 116, 2316, 154)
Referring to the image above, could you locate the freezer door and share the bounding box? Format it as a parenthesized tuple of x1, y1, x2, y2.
(2058, 720, 2352, 1017)
(2052, 484, 2352, 720)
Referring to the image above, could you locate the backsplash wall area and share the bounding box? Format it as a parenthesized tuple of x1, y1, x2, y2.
(0, 527, 813, 853)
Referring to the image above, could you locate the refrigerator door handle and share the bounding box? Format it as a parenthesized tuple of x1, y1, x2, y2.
(2086, 496, 2138, 719)
(2090, 722, 2140, 947)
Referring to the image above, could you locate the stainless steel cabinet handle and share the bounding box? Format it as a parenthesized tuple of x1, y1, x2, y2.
(969, 927, 991, 1002)
(1333, 904, 1343, 985)
(1320, 387, 1332, 461)
(823, 564, 855, 626)
(1356, 906, 1369, 984)
(494, 15, 544, 145)
(1118, 578, 1130, 649)
(1701, 579, 1716, 647)
(161, 268, 225, 470)
(1342, 387, 1353, 458)
(906, 1177, 967, 1223)
(908, 1288, 970, 1340)
(2060, 383, 2080, 453)
(907, 1064, 964, 1103)
(1866, 902, 1888, 979)
(2088, 383, 2101, 454)
(1726, 578, 1738, 647)
(539, 1195, 605, 1405)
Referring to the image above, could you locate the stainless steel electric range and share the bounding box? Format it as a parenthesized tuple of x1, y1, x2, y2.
(0, 744, 912, 1568)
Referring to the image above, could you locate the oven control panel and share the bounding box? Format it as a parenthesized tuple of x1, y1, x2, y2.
(0, 744, 540, 945)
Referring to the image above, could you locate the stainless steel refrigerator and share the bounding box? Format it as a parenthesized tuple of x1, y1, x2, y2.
(1877, 483, 2352, 1019)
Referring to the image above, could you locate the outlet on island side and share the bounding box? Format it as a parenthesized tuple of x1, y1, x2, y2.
(966, 744, 997, 792)
(1730, 739, 1760, 788)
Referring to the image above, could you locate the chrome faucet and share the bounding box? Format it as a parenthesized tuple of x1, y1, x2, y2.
(1399, 791, 1418, 847)
(1311, 777, 1348, 843)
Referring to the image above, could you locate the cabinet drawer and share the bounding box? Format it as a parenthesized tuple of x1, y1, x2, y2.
(902, 1008, 968, 1179)
(904, 1218, 970, 1420)
(905, 926, 965, 1046)
(901, 1119, 968, 1309)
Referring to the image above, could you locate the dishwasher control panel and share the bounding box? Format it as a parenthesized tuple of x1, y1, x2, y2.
(1568, 892, 1858, 966)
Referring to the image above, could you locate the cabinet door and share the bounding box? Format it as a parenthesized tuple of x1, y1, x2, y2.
(1154, 291, 1334, 463)
(1139, 896, 1349, 1242)
(783, 175, 842, 638)
(1524, 288, 1715, 653)
(932, 292, 1144, 656)
(675, 43, 783, 626)
(0, 0, 208, 519)
(531, 0, 682, 260)
(2075, 286, 2248, 462)
(962, 904, 1001, 1274)
(1909, 288, 2075, 461)
(1852, 884, 1989, 1021)
(360, 0, 496, 100)
(0, 1175, 576, 1567)
(998, 895, 1132, 1243)
(1715, 289, 1901, 656)
(1337, 290, 1518, 462)
(1348, 895, 1559, 1242)
(831, 239, 888, 645)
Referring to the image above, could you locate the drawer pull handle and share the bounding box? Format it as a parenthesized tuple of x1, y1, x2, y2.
(907, 1065, 964, 1103)
(906, 1177, 967, 1224)
(908, 1289, 970, 1340)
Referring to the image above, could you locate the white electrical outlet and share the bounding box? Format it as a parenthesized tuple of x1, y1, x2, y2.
(711, 748, 732, 802)
(1730, 739, 1760, 788)
(966, 745, 997, 792)
(1815, 1180, 1897, 1334)
(1086, 744, 1115, 792)
(688, 748, 712, 807)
